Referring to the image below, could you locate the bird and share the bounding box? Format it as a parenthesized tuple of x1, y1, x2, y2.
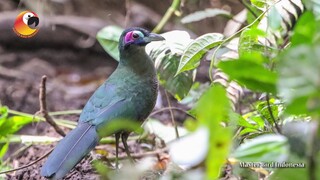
(40, 27, 165, 179)
(13, 11, 39, 38)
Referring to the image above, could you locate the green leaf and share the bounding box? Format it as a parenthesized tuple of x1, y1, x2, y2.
(250, 0, 277, 10)
(0, 106, 8, 128)
(194, 85, 232, 179)
(238, 28, 266, 57)
(181, 8, 232, 24)
(270, 154, 307, 180)
(232, 134, 289, 163)
(256, 99, 279, 125)
(291, 11, 318, 46)
(0, 116, 33, 137)
(250, 0, 267, 9)
(218, 54, 277, 94)
(0, 140, 9, 158)
(277, 45, 320, 115)
(176, 33, 223, 75)
(96, 25, 123, 61)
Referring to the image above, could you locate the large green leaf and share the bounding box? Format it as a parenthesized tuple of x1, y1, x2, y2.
(176, 33, 224, 75)
(217, 54, 277, 94)
(277, 45, 320, 115)
(291, 11, 319, 46)
(181, 8, 231, 24)
(194, 85, 232, 179)
(232, 134, 289, 163)
(96, 25, 123, 61)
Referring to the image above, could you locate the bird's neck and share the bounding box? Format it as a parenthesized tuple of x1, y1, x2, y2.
(118, 46, 156, 76)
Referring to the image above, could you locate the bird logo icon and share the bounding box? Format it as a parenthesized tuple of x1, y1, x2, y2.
(13, 11, 40, 38)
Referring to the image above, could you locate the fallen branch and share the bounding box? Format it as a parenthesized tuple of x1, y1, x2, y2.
(36, 76, 66, 137)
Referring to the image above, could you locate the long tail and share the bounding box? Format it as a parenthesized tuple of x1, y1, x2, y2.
(41, 123, 99, 180)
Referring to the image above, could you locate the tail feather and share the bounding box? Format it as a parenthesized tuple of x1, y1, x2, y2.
(41, 123, 99, 180)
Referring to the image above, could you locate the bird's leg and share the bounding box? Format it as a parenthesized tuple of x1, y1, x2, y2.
(121, 132, 135, 163)
(115, 133, 121, 169)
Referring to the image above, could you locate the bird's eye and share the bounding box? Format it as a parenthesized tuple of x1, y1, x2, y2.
(132, 33, 139, 39)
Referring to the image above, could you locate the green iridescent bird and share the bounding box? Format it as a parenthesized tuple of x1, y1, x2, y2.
(41, 27, 165, 179)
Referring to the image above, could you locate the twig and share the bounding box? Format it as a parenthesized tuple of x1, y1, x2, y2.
(106, 147, 168, 161)
(0, 149, 53, 175)
(36, 76, 66, 137)
(152, 0, 181, 33)
(150, 107, 194, 118)
(265, 94, 281, 133)
(164, 91, 179, 139)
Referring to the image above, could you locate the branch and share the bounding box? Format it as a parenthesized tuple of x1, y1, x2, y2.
(36, 76, 66, 137)
(152, 0, 181, 33)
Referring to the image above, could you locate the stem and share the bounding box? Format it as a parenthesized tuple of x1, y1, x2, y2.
(164, 91, 180, 139)
(209, 7, 269, 81)
(49, 110, 82, 116)
(149, 107, 194, 118)
(266, 94, 281, 133)
(152, 0, 181, 33)
(8, 109, 77, 128)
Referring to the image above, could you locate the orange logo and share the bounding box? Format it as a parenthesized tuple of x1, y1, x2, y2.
(13, 11, 40, 38)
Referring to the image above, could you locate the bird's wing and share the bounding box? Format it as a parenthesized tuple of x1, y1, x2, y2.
(79, 82, 137, 126)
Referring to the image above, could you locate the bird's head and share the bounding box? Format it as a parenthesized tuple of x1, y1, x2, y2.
(119, 27, 165, 51)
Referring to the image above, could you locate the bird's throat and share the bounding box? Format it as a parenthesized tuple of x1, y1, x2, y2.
(119, 46, 156, 76)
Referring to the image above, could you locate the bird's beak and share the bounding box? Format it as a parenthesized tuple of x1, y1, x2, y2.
(144, 33, 165, 43)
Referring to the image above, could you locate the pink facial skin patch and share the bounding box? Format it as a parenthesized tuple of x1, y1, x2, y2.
(124, 31, 134, 43)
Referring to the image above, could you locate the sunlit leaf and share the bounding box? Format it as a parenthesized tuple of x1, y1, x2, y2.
(181, 8, 232, 24)
(0, 106, 8, 128)
(176, 33, 223, 75)
(268, 6, 282, 30)
(0, 140, 9, 158)
(96, 25, 123, 61)
(0, 116, 33, 137)
(232, 134, 289, 163)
